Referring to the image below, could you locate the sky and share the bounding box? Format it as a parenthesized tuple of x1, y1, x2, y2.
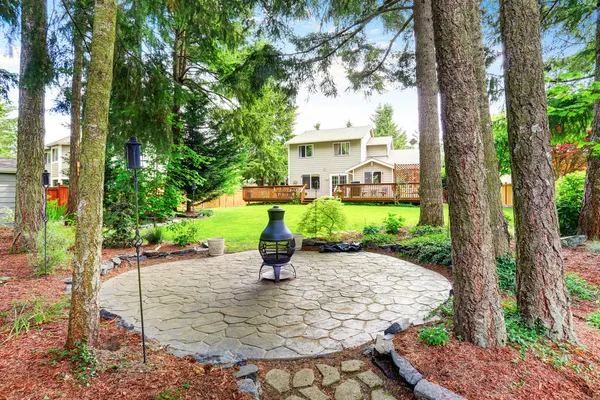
(0, 3, 507, 145)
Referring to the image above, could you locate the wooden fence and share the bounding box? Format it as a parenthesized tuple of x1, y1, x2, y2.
(47, 184, 69, 208)
(200, 190, 245, 208)
(242, 185, 306, 203)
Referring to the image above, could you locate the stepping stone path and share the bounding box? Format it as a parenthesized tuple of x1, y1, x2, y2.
(99, 251, 451, 360)
(264, 360, 398, 400)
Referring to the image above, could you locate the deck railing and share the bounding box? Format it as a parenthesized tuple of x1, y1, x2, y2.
(242, 185, 306, 203)
(335, 182, 420, 202)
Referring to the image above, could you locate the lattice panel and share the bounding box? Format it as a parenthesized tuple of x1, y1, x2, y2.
(395, 164, 420, 183)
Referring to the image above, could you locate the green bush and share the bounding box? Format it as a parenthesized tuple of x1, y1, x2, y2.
(200, 209, 214, 217)
(504, 301, 547, 352)
(46, 199, 66, 222)
(382, 213, 406, 234)
(144, 226, 165, 245)
(418, 325, 450, 346)
(408, 225, 446, 238)
(168, 220, 200, 246)
(28, 222, 75, 276)
(496, 255, 516, 293)
(587, 242, 600, 254)
(361, 233, 397, 247)
(565, 272, 598, 301)
(586, 311, 600, 329)
(362, 224, 380, 235)
(297, 196, 347, 239)
(396, 232, 452, 265)
(555, 171, 585, 236)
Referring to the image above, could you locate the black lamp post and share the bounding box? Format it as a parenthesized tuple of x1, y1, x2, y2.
(125, 136, 147, 364)
(42, 170, 50, 278)
(191, 181, 196, 213)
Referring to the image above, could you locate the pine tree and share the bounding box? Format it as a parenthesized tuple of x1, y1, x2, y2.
(370, 103, 408, 149)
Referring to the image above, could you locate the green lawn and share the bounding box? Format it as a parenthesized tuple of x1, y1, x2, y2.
(151, 204, 514, 253)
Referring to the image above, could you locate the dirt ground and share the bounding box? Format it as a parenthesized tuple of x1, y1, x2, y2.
(1, 227, 600, 399)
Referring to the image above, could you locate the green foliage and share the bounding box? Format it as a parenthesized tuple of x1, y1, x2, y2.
(200, 209, 214, 217)
(0, 100, 16, 157)
(396, 232, 452, 266)
(154, 382, 191, 400)
(70, 340, 98, 383)
(587, 241, 600, 254)
(382, 213, 405, 234)
(362, 224, 380, 235)
(46, 199, 66, 222)
(418, 325, 450, 347)
(2, 295, 69, 340)
(168, 220, 200, 247)
(496, 255, 517, 293)
(408, 225, 445, 238)
(426, 296, 454, 320)
(28, 222, 75, 276)
(555, 171, 586, 236)
(586, 311, 600, 329)
(492, 115, 511, 176)
(370, 103, 408, 149)
(361, 233, 397, 247)
(144, 226, 165, 245)
(565, 272, 598, 301)
(0, 206, 14, 226)
(297, 197, 347, 239)
(503, 300, 547, 354)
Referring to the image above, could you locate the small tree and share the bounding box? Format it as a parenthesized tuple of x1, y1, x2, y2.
(298, 196, 347, 239)
(346, 120, 353, 127)
(370, 103, 408, 149)
(313, 122, 321, 130)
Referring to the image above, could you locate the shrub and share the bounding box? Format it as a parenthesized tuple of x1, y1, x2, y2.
(0, 206, 14, 226)
(46, 199, 66, 221)
(168, 220, 200, 246)
(382, 213, 406, 234)
(200, 209, 214, 217)
(396, 232, 452, 265)
(408, 225, 445, 238)
(297, 196, 347, 239)
(565, 272, 598, 301)
(587, 241, 600, 254)
(362, 224, 380, 235)
(3, 295, 69, 339)
(586, 311, 600, 329)
(28, 222, 75, 276)
(361, 233, 397, 247)
(496, 255, 516, 293)
(418, 325, 450, 346)
(103, 186, 136, 248)
(144, 226, 165, 245)
(555, 171, 585, 236)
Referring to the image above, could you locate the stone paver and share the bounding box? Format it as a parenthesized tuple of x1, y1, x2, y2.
(334, 379, 363, 400)
(265, 369, 291, 393)
(357, 370, 384, 388)
(299, 385, 331, 400)
(341, 359, 364, 372)
(99, 251, 451, 360)
(316, 364, 340, 387)
(292, 368, 315, 388)
(372, 389, 397, 400)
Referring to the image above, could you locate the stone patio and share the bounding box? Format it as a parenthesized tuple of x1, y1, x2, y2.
(99, 251, 451, 360)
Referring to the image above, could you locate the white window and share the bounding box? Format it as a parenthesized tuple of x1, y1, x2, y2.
(51, 148, 58, 162)
(298, 144, 314, 158)
(45, 152, 50, 164)
(333, 142, 350, 156)
(301, 174, 320, 190)
(364, 171, 382, 184)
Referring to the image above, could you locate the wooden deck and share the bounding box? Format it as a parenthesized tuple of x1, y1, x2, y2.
(335, 183, 420, 202)
(242, 185, 306, 203)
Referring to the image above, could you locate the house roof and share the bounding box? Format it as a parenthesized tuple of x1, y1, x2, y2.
(286, 125, 373, 145)
(345, 158, 395, 172)
(0, 158, 17, 173)
(383, 149, 419, 165)
(45, 136, 70, 148)
(366, 136, 393, 146)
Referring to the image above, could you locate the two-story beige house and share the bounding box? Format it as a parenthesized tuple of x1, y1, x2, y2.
(286, 125, 419, 198)
(44, 136, 70, 186)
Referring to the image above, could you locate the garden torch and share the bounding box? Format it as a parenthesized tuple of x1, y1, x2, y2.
(125, 136, 147, 364)
(42, 170, 50, 278)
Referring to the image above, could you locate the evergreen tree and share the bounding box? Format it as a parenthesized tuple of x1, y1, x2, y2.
(0, 101, 16, 157)
(370, 103, 408, 149)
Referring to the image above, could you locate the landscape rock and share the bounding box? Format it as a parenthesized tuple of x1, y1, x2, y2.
(384, 318, 410, 335)
(100, 308, 118, 321)
(100, 261, 114, 275)
(265, 369, 291, 393)
(561, 235, 587, 248)
(143, 250, 160, 258)
(118, 254, 133, 260)
(303, 239, 316, 246)
(237, 378, 260, 399)
(285, 396, 306, 400)
(362, 344, 375, 355)
(371, 389, 397, 400)
(316, 364, 340, 387)
(194, 350, 246, 366)
(414, 379, 466, 400)
(391, 350, 423, 388)
(172, 248, 195, 256)
(292, 368, 315, 388)
(128, 255, 147, 262)
(356, 370, 383, 388)
(234, 364, 258, 380)
(63, 277, 72, 284)
(117, 318, 134, 331)
(64, 284, 72, 294)
(112, 257, 122, 266)
(341, 360, 364, 372)
(374, 334, 394, 356)
(299, 386, 330, 400)
(334, 379, 362, 400)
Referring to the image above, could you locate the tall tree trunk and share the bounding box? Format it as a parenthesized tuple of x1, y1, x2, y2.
(67, 4, 85, 216)
(414, 0, 444, 227)
(579, 0, 600, 241)
(67, 0, 118, 349)
(11, 0, 47, 252)
(172, 28, 186, 145)
(500, 0, 575, 340)
(471, 0, 511, 257)
(432, 0, 506, 347)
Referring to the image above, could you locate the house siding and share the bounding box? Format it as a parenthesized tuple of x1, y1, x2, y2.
(0, 173, 16, 222)
(288, 139, 362, 197)
(45, 144, 71, 185)
(366, 145, 388, 157)
(349, 163, 394, 183)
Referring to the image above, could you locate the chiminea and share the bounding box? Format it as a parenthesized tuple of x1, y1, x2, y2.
(258, 206, 296, 282)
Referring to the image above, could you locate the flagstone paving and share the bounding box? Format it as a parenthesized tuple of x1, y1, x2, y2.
(99, 251, 451, 360)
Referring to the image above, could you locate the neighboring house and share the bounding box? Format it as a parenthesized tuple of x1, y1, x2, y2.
(44, 136, 71, 186)
(286, 125, 419, 198)
(0, 158, 16, 223)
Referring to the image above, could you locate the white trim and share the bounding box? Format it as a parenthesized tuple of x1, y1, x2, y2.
(297, 144, 314, 159)
(344, 157, 394, 173)
(329, 174, 348, 196)
(332, 141, 350, 157)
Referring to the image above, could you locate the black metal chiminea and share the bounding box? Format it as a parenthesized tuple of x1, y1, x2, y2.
(258, 206, 296, 282)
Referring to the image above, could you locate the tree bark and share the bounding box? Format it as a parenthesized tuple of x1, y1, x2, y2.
(11, 0, 47, 253)
(432, 0, 506, 348)
(500, 0, 575, 340)
(471, 0, 511, 257)
(414, 0, 444, 227)
(578, 0, 600, 241)
(67, 0, 118, 349)
(172, 28, 186, 145)
(67, 4, 85, 216)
